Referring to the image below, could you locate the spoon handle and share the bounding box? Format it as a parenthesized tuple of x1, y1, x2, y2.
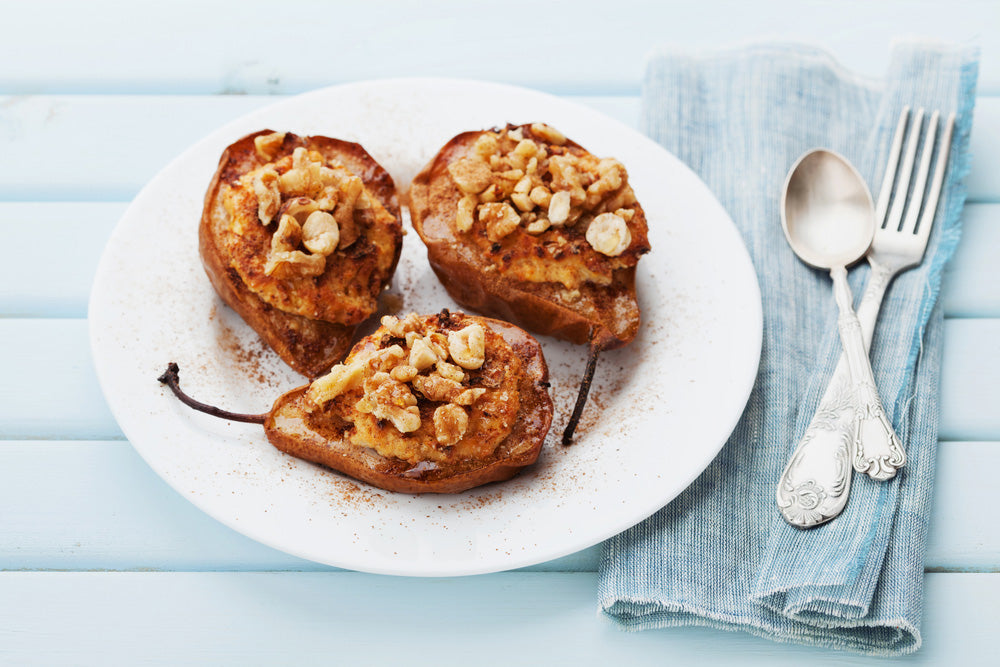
(776, 261, 895, 527)
(831, 266, 906, 481)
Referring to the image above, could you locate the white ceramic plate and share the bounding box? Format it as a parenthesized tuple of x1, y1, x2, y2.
(89, 79, 761, 577)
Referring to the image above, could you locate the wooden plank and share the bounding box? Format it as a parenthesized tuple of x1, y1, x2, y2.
(939, 319, 1000, 441)
(0, 94, 634, 200)
(1, 0, 996, 95)
(0, 439, 994, 573)
(3, 200, 997, 320)
(1, 95, 997, 201)
(1, 317, 995, 441)
(0, 571, 994, 665)
(0, 202, 125, 317)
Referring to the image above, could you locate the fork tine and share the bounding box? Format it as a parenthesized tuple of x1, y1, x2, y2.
(876, 106, 911, 228)
(900, 110, 940, 235)
(885, 108, 926, 232)
(914, 111, 956, 246)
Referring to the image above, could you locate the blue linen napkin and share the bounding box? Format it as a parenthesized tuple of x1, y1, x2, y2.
(598, 42, 978, 656)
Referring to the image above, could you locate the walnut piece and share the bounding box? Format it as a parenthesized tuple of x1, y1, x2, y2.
(448, 158, 493, 194)
(479, 202, 520, 241)
(448, 324, 486, 370)
(356, 372, 421, 433)
(254, 132, 286, 160)
(252, 168, 281, 225)
(306, 361, 366, 405)
(433, 404, 469, 446)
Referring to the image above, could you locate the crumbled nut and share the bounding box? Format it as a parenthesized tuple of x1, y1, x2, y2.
(377, 344, 407, 369)
(435, 359, 466, 383)
(511, 191, 535, 212)
(507, 127, 524, 141)
(531, 122, 566, 145)
(529, 186, 552, 208)
(254, 132, 286, 160)
(526, 217, 551, 234)
(252, 168, 281, 225)
(333, 175, 364, 249)
(585, 212, 632, 257)
(614, 207, 635, 221)
(411, 373, 463, 402)
(278, 167, 315, 195)
(479, 202, 521, 242)
(390, 365, 419, 383)
(357, 372, 420, 433)
(513, 139, 539, 159)
(381, 315, 403, 336)
(408, 337, 439, 371)
(448, 158, 493, 194)
(547, 190, 571, 226)
(448, 323, 486, 370)
(301, 210, 340, 255)
(426, 332, 449, 358)
(265, 249, 325, 277)
(306, 361, 365, 405)
(479, 184, 498, 203)
(453, 387, 487, 406)
(265, 214, 325, 277)
(455, 194, 477, 232)
(472, 133, 500, 160)
(433, 404, 469, 446)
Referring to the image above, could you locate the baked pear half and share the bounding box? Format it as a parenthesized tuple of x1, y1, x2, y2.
(159, 311, 553, 494)
(200, 130, 403, 378)
(408, 123, 650, 442)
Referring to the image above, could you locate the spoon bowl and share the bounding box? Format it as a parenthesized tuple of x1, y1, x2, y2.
(781, 149, 875, 269)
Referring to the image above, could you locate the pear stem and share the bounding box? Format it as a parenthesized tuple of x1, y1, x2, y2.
(561, 343, 600, 445)
(157, 362, 267, 425)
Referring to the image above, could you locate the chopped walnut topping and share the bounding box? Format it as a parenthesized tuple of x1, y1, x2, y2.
(448, 158, 493, 194)
(254, 132, 286, 160)
(305, 313, 520, 463)
(433, 404, 469, 446)
(585, 212, 632, 257)
(456, 194, 477, 232)
(453, 387, 487, 406)
(252, 168, 281, 225)
(448, 324, 486, 370)
(408, 337, 439, 371)
(411, 373, 463, 403)
(390, 365, 419, 383)
(547, 190, 571, 226)
(356, 372, 421, 433)
(479, 202, 521, 242)
(265, 214, 326, 277)
(435, 359, 466, 383)
(530, 122, 566, 145)
(306, 361, 365, 405)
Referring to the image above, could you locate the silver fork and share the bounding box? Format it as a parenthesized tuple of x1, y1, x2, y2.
(776, 107, 956, 528)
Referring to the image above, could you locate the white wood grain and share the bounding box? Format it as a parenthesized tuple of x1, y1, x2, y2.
(1, 95, 997, 201)
(0, 439, 993, 573)
(3, 201, 997, 319)
(0, 571, 994, 665)
(1, 317, 994, 441)
(1, 0, 997, 95)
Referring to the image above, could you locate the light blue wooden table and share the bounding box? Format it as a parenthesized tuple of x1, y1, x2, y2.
(2, 2, 998, 664)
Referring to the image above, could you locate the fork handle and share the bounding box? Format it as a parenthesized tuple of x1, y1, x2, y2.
(831, 266, 906, 481)
(777, 261, 898, 527)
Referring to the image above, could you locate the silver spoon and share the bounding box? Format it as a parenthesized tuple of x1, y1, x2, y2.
(780, 150, 904, 498)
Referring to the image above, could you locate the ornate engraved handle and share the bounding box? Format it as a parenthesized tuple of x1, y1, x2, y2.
(777, 262, 899, 527)
(831, 266, 905, 481)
